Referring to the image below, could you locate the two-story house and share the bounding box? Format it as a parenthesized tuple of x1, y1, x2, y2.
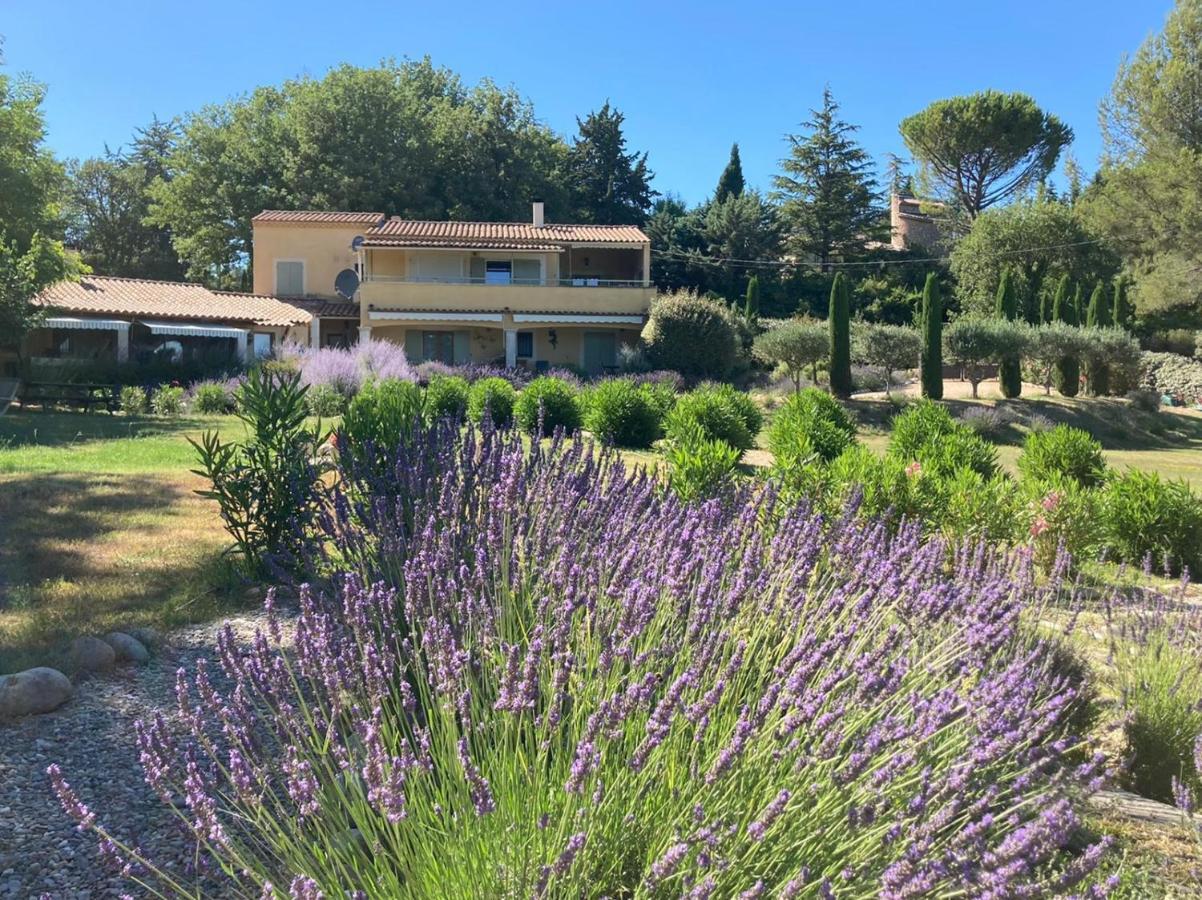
(252, 201, 655, 374)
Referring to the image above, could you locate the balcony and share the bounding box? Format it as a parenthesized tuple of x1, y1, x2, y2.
(360, 275, 654, 317)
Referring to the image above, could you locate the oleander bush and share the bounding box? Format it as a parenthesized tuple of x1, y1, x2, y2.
(119, 385, 147, 415)
(766, 388, 856, 464)
(1099, 470, 1202, 574)
(514, 376, 582, 436)
(664, 420, 740, 501)
(581, 378, 663, 448)
(1021, 476, 1101, 573)
(424, 375, 471, 422)
(467, 377, 516, 427)
(888, 401, 998, 478)
(191, 381, 236, 414)
(150, 385, 184, 416)
(55, 422, 1115, 897)
(664, 384, 759, 452)
(1018, 425, 1107, 488)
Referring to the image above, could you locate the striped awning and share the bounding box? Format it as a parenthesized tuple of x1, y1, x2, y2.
(141, 321, 248, 339)
(43, 317, 130, 331)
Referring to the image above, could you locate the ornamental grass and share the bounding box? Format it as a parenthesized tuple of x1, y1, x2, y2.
(52, 424, 1114, 898)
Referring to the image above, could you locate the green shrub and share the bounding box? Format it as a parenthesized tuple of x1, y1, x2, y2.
(467, 377, 516, 427)
(825, 445, 913, 522)
(1099, 470, 1202, 574)
(582, 379, 662, 448)
(664, 421, 740, 502)
(665, 386, 756, 452)
(150, 385, 185, 416)
(752, 319, 828, 391)
(767, 388, 856, 464)
(1118, 635, 1202, 802)
(940, 468, 1021, 544)
(1021, 476, 1101, 572)
(637, 380, 678, 419)
(920, 273, 943, 399)
(642, 291, 738, 378)
(342, 379, 425, 467)
(888, 400, 997, 478)
(193, 383, 233, 414)
(119, 385, 148, 415)
(1017, 425, 1106, 488)
(305, 383, 347, 417)
(514, 376, 582, 436)
(190, 368, 328, 573)
(425, 375, 470, 422)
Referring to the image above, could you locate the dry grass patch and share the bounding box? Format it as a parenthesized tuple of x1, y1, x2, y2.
(0, 471, 245, 674)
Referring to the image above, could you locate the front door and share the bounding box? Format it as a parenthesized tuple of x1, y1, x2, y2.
(582, 331, 617, 375)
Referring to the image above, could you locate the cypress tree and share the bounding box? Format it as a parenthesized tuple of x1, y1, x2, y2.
(744, 274, 760, 321)
(1053, 278, 1080, 397)
(995, 269, 1022, 398)
(920, 272, 943, 399)
(1086, 280, 1110, 328)
(714, 143, 745, 202)
(1048, 274, 1070, 325)
(828, 273, 852, 398)
(1114, 278, 1132, 330)
(1085, 281, 1112, 395)
(1071, 284, 1085, 324)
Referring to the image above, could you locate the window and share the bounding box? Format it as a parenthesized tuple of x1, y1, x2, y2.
(253, 332, 273, 359)
(516, 331, 533, 359)
(485, 261, 512, 285)
(275, 260, 305, 296)
(422, 331, 455, 364)
(513, 258, 541, 284)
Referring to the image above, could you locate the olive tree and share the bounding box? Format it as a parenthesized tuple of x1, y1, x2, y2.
(943, 317, 1030, 398)
(1080, 326, 1142, 396)
(1023, 323, 1092, 395)
(752, 319, 828, 392)
(853, 323, 922, 395)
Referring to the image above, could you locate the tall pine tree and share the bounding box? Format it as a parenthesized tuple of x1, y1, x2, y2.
(565, 102, 656, 225)
(773, 88, 884, 270)
(714, 143, 745, 202)
(921, 273, 944, 399)
(995, 269, 1022, 398)
(1053, 279, 1081, 397)
(828, 273, 852, 398)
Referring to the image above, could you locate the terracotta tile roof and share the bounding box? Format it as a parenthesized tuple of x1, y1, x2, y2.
(286, 298, 361, 319)
(365, 218, 649, 246)
(253, 210, 385, 226)
(38, 276, 312, 327)
(363, 236, 565, 251)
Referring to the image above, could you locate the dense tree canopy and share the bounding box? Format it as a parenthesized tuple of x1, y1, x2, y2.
(774, 88, 884, 269)
(949, 196, 1118, 319)
(900, 91, 1072, 217)
(0, 62, 74, 349)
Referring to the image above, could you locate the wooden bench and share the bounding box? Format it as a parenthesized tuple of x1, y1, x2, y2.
(19, 382, 121, 414)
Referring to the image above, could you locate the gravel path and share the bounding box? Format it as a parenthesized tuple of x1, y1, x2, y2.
(0, 614, 271, 900)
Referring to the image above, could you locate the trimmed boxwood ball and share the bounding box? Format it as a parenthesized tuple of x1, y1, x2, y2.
(767, 388, 856, 463)
(642, 292, 738, 379)
(664, 385, 759, 452)
(514, 376, 582, 436)
(424, 375, 470, 422)
(582, 378, 663, 448)
(342, 378, 424, 461)
(467, 377, 516, 427)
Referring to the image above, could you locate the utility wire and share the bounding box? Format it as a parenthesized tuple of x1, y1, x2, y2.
(652, 238, 1108, 272)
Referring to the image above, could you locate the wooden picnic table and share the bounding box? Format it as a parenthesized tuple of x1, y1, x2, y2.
(18, 382, 121, 414)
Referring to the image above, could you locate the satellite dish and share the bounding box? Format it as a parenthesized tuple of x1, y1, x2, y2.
(334, 268, 360, 300)
(350, 235, 366, 252)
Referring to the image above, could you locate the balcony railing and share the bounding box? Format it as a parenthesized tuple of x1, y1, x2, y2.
(365, 275, 648, 288)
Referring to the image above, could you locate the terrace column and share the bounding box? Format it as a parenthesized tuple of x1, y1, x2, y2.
(236, 333, 248, 363)
(359, 325, 372, 345)
(116, 326, 129, 363)
(309, 317, 321, 349)
(504, 329, 518, 368)
(642, 243, 652, 286)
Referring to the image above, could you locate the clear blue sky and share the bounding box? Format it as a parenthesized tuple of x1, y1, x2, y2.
(3, 0, 1171, 208)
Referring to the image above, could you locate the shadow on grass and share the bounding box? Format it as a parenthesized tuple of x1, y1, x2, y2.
(0, 472, 249, 674)
(846, 394, 1202, 453)
(0, 411, 239, 449)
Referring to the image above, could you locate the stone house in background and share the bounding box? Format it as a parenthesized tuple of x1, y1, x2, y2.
(890, 192, 947, 251)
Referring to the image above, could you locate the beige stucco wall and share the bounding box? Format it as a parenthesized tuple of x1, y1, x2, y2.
(252, 223, 365, 298)
(366, 322, 638, 369)
(361, 281, 653, 316)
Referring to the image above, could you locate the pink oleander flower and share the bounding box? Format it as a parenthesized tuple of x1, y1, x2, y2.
(905, 460, 922, 478)
(1030, 516, 1050, 537)
(1041, 490, 1063, 512)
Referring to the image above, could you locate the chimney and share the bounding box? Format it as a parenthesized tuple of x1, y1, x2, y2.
(532, 199, 545, 228)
